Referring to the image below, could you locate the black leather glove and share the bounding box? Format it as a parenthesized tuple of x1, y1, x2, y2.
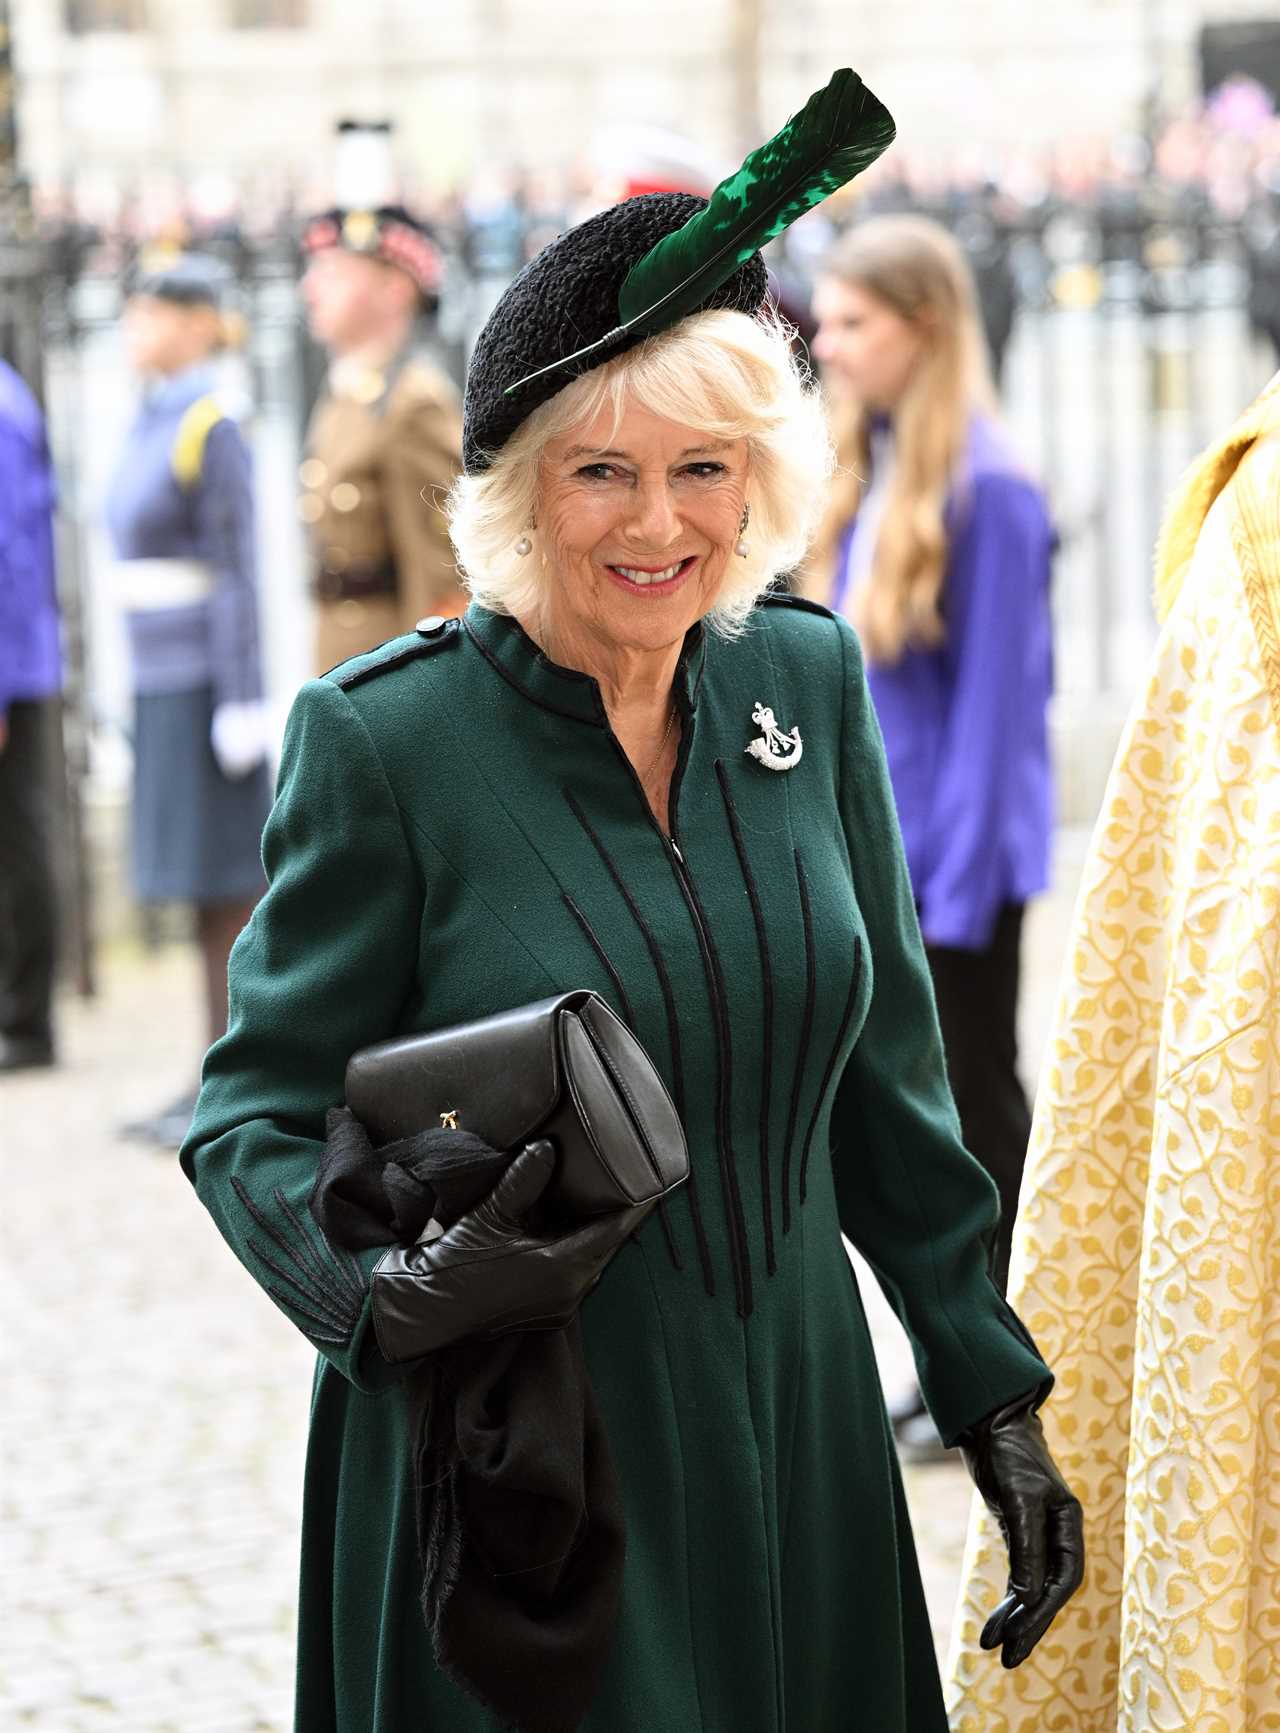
(370, 1139, 650, 1364)
(958, 1391, 1085, 1669)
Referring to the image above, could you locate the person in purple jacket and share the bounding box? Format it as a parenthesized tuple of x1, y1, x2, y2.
(0, 360, 62, 1073)
(808, 215, 1055, 1459)
(105, 253, 272, 1148)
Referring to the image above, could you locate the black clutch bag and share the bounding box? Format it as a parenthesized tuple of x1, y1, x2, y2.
(344, 990, 689, 1220)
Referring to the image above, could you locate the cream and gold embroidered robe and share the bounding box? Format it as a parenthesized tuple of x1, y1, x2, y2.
(946, 375, 1280, 1733)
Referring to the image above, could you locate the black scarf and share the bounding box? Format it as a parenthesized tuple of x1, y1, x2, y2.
(312, 1107, 624, 1733)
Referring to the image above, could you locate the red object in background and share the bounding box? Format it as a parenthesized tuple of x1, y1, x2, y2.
(619, 177, 707, 200)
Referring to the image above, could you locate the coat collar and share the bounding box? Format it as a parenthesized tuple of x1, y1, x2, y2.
(1154, 370, 1280, 623)
(463, 603, 708, 728)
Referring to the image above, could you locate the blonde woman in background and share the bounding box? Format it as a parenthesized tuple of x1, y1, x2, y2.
(809, 216, 1056, 1459)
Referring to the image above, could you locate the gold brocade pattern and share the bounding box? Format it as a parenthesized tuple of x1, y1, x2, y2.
(945, 410, 1280, 1732)
(1238, 428, 1280, 737)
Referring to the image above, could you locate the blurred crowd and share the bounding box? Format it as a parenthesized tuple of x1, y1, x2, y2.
(29, 75, 1280, 375)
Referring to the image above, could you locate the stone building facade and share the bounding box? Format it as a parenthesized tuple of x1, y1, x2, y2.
(16, 0, 1280, 195)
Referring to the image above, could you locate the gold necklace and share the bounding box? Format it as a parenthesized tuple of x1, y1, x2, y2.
(643, 705, 677, 782)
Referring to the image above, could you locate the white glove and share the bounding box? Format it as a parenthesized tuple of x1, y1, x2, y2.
(210, 700, 271, 779)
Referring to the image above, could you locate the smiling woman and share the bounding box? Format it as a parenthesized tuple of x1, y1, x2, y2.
(181, 71, 1081, 1733)
(448, 307, 832, 635)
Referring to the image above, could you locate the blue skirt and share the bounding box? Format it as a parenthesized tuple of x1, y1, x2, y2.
(131, 685, 271, 905)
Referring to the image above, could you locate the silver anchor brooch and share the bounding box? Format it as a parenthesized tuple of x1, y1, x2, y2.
(745, 701, 803, 772)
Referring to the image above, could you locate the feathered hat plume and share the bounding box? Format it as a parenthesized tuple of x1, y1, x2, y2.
(504, 69, 895, 396)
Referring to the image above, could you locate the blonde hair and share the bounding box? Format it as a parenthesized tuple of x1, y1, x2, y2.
(808, 215, 996, 664)
(447, 307, 834, 637)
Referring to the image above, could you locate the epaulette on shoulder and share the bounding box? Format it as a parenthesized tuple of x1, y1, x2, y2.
(329, 616, 461, 690)
(171, 394, 228, 490)
(759, 590, 836, 621)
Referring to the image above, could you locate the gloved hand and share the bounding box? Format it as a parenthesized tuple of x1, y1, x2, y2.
(958, 1391, 1085, 1669)
(370, 1139, 650, 1364)
(210, 699, 272, 779)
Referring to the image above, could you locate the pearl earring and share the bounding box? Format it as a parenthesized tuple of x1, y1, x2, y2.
(735, 503, 751, 559)
(514, 534, 532, 557)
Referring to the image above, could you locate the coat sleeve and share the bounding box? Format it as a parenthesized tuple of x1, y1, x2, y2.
(917, 472, 1054, 950)
(0, 415, 59, 719)
(829, 614, 1053, 1444)
(193, 417, 266, 708)
(179, 675, 422, 1392)
(383, 384, 468, 624)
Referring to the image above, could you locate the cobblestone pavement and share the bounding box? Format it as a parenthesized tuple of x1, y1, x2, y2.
(2, 838, 1084, 1730)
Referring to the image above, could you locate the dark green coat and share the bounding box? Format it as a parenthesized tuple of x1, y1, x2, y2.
(182, 598, 1051, 1733)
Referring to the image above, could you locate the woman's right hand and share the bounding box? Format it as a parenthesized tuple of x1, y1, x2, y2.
(370, 1140, 649, 1363)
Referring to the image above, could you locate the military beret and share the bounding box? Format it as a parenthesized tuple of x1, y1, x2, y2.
(302, 206, 444, 302)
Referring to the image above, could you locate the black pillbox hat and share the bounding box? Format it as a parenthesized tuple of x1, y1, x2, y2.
(462, 192, 769, 474)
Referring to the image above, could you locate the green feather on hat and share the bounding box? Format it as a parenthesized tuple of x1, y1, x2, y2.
(505, 69, 895, 397)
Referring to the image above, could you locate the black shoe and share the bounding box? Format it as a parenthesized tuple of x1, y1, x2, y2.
(0, 1034, 56, 1073)
(119, 1087, 200, 1149)
(894, 1409, 953, 1466)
